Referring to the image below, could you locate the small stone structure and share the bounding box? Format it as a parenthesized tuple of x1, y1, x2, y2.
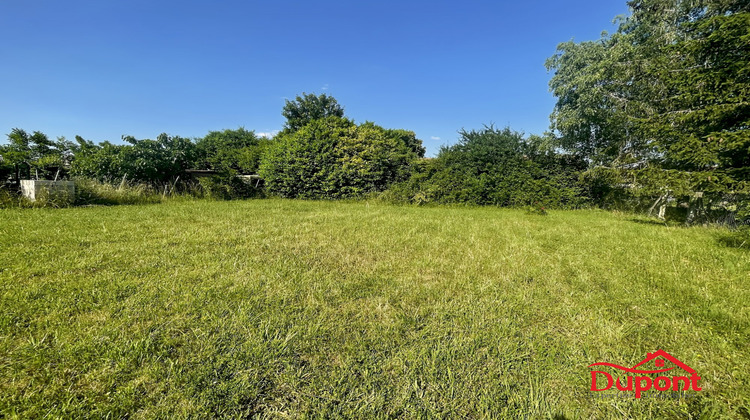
(20, 180, 75, 203)
(237, 174, 263, 187)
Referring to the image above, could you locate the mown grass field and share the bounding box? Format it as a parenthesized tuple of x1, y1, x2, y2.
(1, 199, 748, 418)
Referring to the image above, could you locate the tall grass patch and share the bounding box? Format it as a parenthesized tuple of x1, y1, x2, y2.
(0, 200, 748, 418)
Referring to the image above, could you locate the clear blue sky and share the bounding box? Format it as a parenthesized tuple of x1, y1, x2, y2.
(0, 0, 629, 156)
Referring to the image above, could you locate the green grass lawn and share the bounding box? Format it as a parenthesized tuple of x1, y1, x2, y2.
(1, 199, 748, 418)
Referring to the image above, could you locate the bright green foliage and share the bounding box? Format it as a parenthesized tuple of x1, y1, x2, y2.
(281, 92, 345, 133)
(69, 138, 128, 182)
(385, 126, 587, 208)
(123, 134, 197, 183)
(71, 128, 267, 187)
(548, 1, 750, 171)
(71, 133, 196, 184)
(259, 117, 420, 199)
(194, 127, 269, 175)
(0, 128, 74, 181)
(383, 127, 426, 158)
(546, 38, 645, 165)
(193, 128, 270, 199)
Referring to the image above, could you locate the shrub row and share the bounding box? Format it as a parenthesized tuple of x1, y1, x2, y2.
(0, 122, 600, 209)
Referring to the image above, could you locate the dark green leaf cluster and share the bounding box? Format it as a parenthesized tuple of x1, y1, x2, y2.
(71, 133, 197, 184)
(383, 126, 588, 208)
(548, 0, 750, 173)
(547, 0, 750, 220)
(281, 93, 344, 133)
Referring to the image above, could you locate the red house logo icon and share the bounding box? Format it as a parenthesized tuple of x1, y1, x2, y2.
(589, 349, 702, 398)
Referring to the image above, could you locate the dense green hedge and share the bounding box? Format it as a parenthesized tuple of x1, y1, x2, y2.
(259, 117, 420, 199)
(382, 126, 588, 208)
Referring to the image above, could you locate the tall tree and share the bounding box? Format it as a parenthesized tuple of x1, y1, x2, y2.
(281, 93, 345, 133)
(546, 37, 645, 165)
(547, 0, 750, 173)
(547, 0, 750, 217)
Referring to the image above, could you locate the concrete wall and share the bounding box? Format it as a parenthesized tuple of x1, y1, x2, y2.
(20, 180, 75, 203)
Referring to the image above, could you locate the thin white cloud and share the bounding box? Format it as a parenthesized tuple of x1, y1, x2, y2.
(257, 130, 279, 138)
(321, 84, 329, 91)
(430, 136, 441, 140)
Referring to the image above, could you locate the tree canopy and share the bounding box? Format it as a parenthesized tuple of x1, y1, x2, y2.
(195, 128, 269, 175)
(281, 93, 345, 133)
(0, 128, 74, 182)
(548, 0, 749, 165)
(259, 116, 420, 199)
(71, 134, 196, 184)
(546, 0, 750, 217)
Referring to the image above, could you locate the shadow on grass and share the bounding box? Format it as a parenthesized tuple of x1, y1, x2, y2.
(626, 217, 750, 250)
(628, 217, 702, 229)
(628, 217, 668, 227)
(716, 231, 749, 250)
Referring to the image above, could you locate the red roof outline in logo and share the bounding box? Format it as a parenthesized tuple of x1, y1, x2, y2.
(588, 349, 696, 374)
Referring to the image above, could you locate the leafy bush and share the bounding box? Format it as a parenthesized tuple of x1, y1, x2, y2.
(0, 158, 14, 184)
(194, 128, 269, 174)
(192, 128, 270, 199)
(259, 117, 421, 199)
(71, 133, 197, 185)
(69, 139, 128, 182)
(578, 165, 750, 224)
(383, 126, 588, 208)
(377, 159, 436, 205)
